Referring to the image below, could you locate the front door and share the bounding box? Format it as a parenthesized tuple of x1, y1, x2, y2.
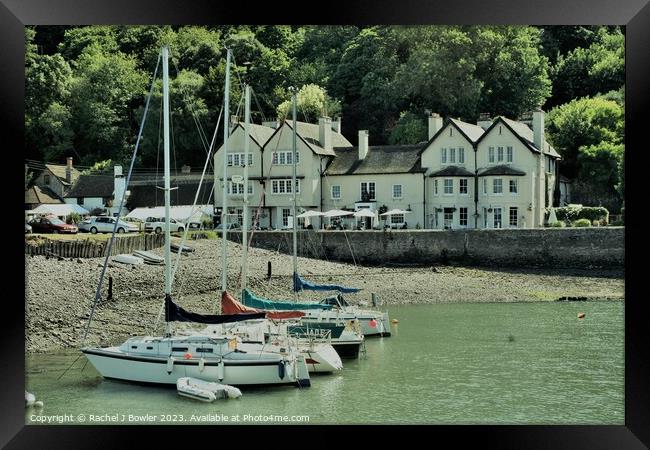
(443, 208, 454, 229)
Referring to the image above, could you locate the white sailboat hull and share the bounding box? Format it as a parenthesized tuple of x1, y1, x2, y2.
(303, 311, 391, 337)
(82, 346, 310, 387)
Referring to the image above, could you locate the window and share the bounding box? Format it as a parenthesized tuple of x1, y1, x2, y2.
(489, 147, 495, 163)
(509, 179, 518, 194)
(459, 207, 468, 227)
(493, 178, 503, 194)
(434, 180, 438, 195)
(227, 153, 253, 167)
(282, 208, 291, 227)
(43, 174, 50, 185)
(509, 207, 518, 227)
(392, 184, 403, 199)
(235, 208, 243, 225)
(507, 146, 513, 163)
(172, 347, 188, 352)
(459, 148, 465, 164)
(493, 207, 502, 228)
(195, 348, 214, 353)
(449, 148, 456, 163)
(483, 207, 488, 228)
(459, 179, 468, 195)
(77, 197, 84, 205)
(360, 182, 375, 201)
(390, 214, 404, 224)
(331, 185, 341, 199)
(272, 151, 299, 165)
(271, 179, 300, 194)
(441, 148, 447, 164)
(450, 127, 453, 136)
(228, 181, 253, 195)
(443, 208, 454, 229)
(443, 179, 453, 194)
(497, 146, 504, 162)
(482, 178, 487, 195)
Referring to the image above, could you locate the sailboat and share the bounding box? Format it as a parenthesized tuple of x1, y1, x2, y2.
(81, 46, 310, 387)
(201, 84, 342, 372)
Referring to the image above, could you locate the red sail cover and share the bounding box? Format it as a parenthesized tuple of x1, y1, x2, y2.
(221, 291, 305, 319)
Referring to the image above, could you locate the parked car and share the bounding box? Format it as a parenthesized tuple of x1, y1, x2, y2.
(123, 216, 144, 232)
(144, 217, 186, 234)
(29, 216, 78, 234)
(25, 223, 32, 234)
(79, 216, 139, 234)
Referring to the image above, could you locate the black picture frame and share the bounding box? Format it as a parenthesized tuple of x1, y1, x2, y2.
(4, 0, 647, 447)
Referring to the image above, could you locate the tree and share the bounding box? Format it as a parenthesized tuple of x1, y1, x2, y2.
(388, 111, 427, 145)
(172, 27, 223, 75)
(276, 84, 340, 123)
(58, 26, 119, 61)
(546, 96, 624, 179)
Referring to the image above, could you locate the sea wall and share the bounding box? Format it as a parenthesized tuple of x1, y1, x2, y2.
(227, 227, 624, 268)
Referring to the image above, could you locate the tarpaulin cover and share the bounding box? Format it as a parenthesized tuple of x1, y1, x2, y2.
(293, 272, 361, 293)
(221, 291, 305, 319)
(242, 289, 333, 311)
(165, 295, 265, 324)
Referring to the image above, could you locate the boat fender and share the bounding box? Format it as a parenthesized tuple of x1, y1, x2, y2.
(25, 391, 36, 407)
(167, 357, 175, 375)
(278, 360, 286, 379)
(198, 358, 205, 372)
(217, 359, 225, 381)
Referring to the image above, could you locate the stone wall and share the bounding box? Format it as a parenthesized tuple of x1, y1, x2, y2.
(227, 227, 624, 268)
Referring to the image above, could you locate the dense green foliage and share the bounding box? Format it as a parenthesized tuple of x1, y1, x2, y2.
(25, 25, 624, 209)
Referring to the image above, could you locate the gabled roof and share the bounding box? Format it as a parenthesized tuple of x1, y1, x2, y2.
(229, 122, 276, 149)
(477, 165, 527, 177)
(25, 185, 64, 205)
(477, 116, 562, 159)
(65, 175, 115, 198)
(426, 118, 485, 148)
(325, 144, 425, 175)
(44, 164, 81, 186)
(125, 181, 214, 210)
(263, 120, 351, 157)
(427, 165, 475, 178)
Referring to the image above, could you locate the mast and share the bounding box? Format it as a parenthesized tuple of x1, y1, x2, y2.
(241, 84, 251, 297)
(162, 46, 172, 336)
(291, 88, 298, 296)
(221, 49, 231, 294)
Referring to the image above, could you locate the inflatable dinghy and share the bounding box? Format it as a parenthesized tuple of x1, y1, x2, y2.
(176, 377, 242, 402)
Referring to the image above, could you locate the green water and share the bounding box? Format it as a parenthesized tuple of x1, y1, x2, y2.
(26, 301, 624, 425)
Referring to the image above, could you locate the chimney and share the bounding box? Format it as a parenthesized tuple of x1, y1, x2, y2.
(358, 130, 369, 160)
(66, 157, 73, 183)
(428, 113, 443, 140)
(477, 113, 493, 130)
(331, 117, 342, 134)
(532, 109, 545, 151)
(113, 166, 125, 213)
(181, 165, 191, 174)
(319, 116, 332, 151)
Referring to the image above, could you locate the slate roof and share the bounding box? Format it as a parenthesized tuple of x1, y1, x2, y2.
(498, 117, 562, 159)
(265, 120, 352, 157)
(65, 175, 115, 198)
(125, 181, 215, 210)
(228, 122, 276, 148)
(427, 165, 476, 177)
(325, 144, 425, 175)
(477, 165, 527, 176)
(44, 163, 81, 186)
(448, 118, 485, 143)
(25, 185, 63, 205)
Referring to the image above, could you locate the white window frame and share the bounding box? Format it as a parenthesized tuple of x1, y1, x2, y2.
(483, 207, 489, 228)
(488, 147, 495, 163)
(509, 207, 518, 228)
(493, 207, 503, 229)
(434, 179, 438, 196)
(459, 207, 468, 227)
(458, 147, 465, 164)
(227, 153, 253, 167)
(497, 146, 504, 162)
(482, 178, 487, 195)
(443, 178, 453, 195)
(282, 208, 291, 227)
(272, 151, 299, 166)
(441, 148, 447, 164)
(271, 179, 300, 195)
(449, 148, 456, 164)
(506, 146, 513, 163)
(493, 178, 503, 195)
(459, 178, 468, 195)
(392, 184, 403, 199)
(509, 179, 518, 194)
(331, 185, 341, 200)
(390, 214, 405, 225)
(360, 181, 376, 201)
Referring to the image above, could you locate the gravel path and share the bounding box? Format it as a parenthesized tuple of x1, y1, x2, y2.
(25, 237, 624, 353)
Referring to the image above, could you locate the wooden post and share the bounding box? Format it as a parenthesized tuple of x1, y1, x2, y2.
(371, 293, 378, 307)
(107, 276, 113, 300)
(267, 261, 272, 280)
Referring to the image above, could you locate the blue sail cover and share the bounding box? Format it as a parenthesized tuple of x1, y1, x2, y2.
(242, 289, 333, 311)
(293, 272, 361, 293)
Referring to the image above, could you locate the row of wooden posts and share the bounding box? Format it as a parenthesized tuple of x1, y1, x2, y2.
(25, 234, 165, 258)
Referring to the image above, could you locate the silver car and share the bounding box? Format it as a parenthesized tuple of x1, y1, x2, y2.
(79, 216, 139, 234)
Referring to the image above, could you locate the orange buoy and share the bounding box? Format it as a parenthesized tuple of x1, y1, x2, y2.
(183, 352, 192, 360)
(578, 313, 586, 319)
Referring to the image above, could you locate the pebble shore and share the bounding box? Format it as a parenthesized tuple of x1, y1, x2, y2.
(25, 237, 624, 353)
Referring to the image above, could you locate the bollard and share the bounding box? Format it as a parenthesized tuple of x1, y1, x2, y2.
(107, 276, 113, 300)
(371, 293, 378, 307)
(267, 261, 272, 280)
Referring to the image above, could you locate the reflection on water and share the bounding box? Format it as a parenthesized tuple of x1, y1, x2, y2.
(26, 301, 624, 425)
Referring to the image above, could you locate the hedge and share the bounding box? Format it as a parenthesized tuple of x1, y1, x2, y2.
(555, 205, 609, 223)
(573, 218, 592, 227)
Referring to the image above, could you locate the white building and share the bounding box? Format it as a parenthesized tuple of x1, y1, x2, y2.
(212, 111, 561, 229)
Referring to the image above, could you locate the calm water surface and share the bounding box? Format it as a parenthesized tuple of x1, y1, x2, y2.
(26, 301, 624, 425)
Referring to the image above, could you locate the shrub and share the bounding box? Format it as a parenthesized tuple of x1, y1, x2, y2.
(550, 221, 566, 227)
(66, 212, 82, 224)
(555, 205, 609, 224)
(572, 218, 592, 227)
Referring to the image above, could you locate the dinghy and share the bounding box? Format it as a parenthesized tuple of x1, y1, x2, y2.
(112, 254, 145, 265)
(176, 377, 242, 402)
(133, 250, 165, 265)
